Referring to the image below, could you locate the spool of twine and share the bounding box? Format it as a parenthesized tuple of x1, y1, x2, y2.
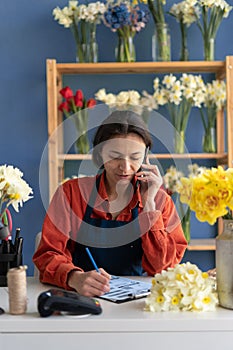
(7, 266, 27, 315)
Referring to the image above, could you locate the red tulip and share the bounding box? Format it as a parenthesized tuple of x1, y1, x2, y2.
(59, 86, 74, 99)
(58, 101, 70, 112)
(75, 89, 84, 101)
(74, 98, 83, 108)
(87, 98, 97, 108)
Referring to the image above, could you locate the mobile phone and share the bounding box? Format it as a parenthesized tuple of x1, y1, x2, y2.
(135, 147, 149, 191)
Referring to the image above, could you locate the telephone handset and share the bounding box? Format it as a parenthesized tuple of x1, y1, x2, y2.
(135, 147, 149, 191)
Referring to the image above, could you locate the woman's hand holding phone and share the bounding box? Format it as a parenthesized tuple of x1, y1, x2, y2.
(135, 149, 163, 209)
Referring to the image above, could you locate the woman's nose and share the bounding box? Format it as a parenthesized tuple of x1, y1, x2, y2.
(119, 158, 131, 171)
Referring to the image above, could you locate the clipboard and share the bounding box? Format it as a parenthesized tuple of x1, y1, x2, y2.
(99, 275, 151, 303)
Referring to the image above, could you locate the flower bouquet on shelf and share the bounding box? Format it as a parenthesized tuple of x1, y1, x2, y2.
(95, 88, 156, 124)
(177, 165, 233, 225)
(163, 163, 206, 242)
(144, 262, 218, 312)
(103, 0, 149, 62)
(198, 79, 226, 153)
(0, 164, 33, 239)
(186, 0, 232, 61)
(53, 1, 106, 62)
(58, 86, 97, 154)
(147, 73, 206, 153)
(0, 164, 32, 285)
(147, 0, 171, 61)
(168, 0, 198, 61)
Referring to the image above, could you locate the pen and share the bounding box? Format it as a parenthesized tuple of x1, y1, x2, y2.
(85, 247, 99, 273)
(14, 228, 20, 252)
(15, 237, 23, 266)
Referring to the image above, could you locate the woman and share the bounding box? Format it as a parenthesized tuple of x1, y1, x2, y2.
(33, 110, 187, 297)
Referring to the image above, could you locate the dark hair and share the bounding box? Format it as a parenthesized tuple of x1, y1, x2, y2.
(92, 110, 152, 168)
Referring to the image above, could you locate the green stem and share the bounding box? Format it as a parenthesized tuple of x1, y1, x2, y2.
(180, 20, 188, 61)
(200, 108, 207, 132)
(71, 18, 85, 62)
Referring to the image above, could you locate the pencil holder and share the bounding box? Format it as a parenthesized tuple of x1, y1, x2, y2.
(0, 239, 23, 287)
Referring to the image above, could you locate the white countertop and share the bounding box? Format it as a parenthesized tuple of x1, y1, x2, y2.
(1, 277, 233, 334)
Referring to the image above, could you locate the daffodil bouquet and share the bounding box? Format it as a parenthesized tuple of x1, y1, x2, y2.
(0, 165, 33, 237)
(145, 262, 218, 311)
(199, 80, 226, 153)
(179, 0, 232, 61)
(53, 1, 106, 62)
(177, 166, 233, 225)
(197, 0, 232, 60)
(151, 73, 206, 153)
(169, 0, 199, 61)
(163, 164, 206, 242)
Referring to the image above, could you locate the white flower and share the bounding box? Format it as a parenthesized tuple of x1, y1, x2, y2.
(53, 1, 106, 27)
(145, 262, 218, 312)
(203, 80, 226, 110)
(141, 91, 159, 111)
(95, 88, 149, 114)
(95, 88, 107, 101)
(169, 0, 199, 26)
(162, 74, 177, 89)
(105, 93, 117, 106)
(116, 91, 130, 105)
(0, 165, 33, 217)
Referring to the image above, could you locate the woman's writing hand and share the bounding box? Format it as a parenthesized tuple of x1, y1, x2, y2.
(68, 268, 111, 297)
(136, 160, 163, 209)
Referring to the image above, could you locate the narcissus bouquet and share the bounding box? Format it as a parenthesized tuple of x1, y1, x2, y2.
(149, 73, 206, 153)
(199, 79, 226, 153)
(53, 1, 106, 62)
(145, 262, 218, 312)
(177, 166, 233, 225)
(163, 164, 206, 242)
(0, 165, 33, 238)
(169, 0, 199, 61)
(59, 86, 96, 154)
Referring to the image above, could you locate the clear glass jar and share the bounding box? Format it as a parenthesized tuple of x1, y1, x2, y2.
(152, 23, 171, 62)
(216, 220, 233, 309)
(203, 37, 215, 61)
(115, 33, 136, 62)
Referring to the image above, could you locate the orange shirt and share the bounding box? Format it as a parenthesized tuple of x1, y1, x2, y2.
(33, 174, 187, 290)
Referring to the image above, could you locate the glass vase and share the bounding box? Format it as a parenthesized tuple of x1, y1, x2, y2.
(115, 33, 136, 62)
(152, 23, 171, 62)
(216, 220, 233, 309)
(203, 37, 215, 61)
(75, 24, 98, 63)
(73, 110, 90, 154)
(174, 130, 185, 154)
(202, 126, 216, 153)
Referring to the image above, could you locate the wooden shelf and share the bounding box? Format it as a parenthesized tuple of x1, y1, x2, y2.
(47, 57, 233, 252)
(54, 61, 226, 76)
(187, 239, 216, 251)
(58, 153, 227, 161)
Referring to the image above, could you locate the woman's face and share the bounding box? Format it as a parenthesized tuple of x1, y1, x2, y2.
(101, 133, 146, 187)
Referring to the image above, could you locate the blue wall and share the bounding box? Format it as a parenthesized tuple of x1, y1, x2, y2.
(1, 0, 233, 275)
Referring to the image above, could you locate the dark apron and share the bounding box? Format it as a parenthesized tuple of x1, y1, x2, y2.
(72, 175, 143, 276)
